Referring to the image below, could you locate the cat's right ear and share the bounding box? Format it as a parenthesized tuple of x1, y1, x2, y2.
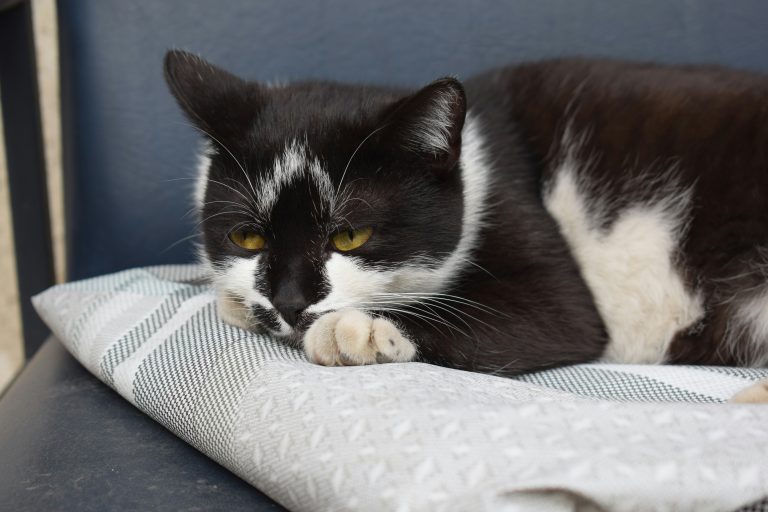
(164, 50, 262, 140)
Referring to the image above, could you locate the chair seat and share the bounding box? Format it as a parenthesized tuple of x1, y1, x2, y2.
(0, 338, 283, 511)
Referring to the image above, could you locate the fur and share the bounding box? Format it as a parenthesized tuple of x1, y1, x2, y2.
(165, 51, 768, 381)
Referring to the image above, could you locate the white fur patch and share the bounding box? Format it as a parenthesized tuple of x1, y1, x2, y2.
(209, 255, 292, 336)
(205, 118, 491, 335)
(725, 286, 768, 366)
(194, 140, 214, 210)
(405, 86, 462, 154)
(257, 140, 332, 217)
(544, 157, 704, 364)
(307, 115, 492, 314)
(215, 289, 252, 331)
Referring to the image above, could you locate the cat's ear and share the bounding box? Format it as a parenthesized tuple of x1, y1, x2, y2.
(164, 50, 262, 140)
(382, 77, 467, 170)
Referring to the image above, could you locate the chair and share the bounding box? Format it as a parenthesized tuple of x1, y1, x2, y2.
(1, 0, 767, 509)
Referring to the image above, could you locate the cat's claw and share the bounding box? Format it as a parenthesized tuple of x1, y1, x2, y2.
(304, 310, 417, 366)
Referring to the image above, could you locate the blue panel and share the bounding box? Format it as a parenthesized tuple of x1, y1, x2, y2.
(58, 0, 768, 279)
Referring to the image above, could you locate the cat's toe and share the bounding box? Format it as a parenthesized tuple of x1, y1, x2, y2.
(217, 292, 258, 331)
(303, 310, 416, 366)
(303, 311, 344, 365)
(371, 318, 417, 363)
(730, 378, 768, 404)
(334, 310, 377, 364)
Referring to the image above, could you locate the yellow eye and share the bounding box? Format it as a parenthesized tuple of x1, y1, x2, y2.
(229, 229, 265, 251)
(331, 227, 373, 252)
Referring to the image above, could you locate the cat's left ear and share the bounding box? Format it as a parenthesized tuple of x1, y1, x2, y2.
(164, 50, 263, 141)
(382, 77, 467, 170)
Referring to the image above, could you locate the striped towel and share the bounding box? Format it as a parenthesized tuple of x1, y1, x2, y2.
(33, 265, 768, 511)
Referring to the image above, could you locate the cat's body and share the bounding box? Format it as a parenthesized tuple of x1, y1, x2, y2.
(165, 52, 768, 388)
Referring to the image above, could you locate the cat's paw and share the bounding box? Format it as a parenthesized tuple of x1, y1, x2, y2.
(216, 292, 260, 332)
(303, 310, 417, 366)
(730, 378, 768, 404)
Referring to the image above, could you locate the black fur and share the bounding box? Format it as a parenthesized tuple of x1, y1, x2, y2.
(165, 50, 768, 373)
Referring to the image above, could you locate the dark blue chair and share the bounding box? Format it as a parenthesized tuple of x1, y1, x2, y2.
(2, 0, 767, 509)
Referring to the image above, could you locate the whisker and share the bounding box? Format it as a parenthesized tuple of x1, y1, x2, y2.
(375, 292, 511, 318)
(205, 178, 259, 210)
(373, 296, 496, 336)
(360, 301, 470, 337)
(181, 122, 260, 208)
(196, 208, 253, 229)
(336, 123, 389, 196)
(458, 257, 500, 281)
(486, 358, 521, 376)
(394, 299, 475, 333)
(359, 304, 459, 337)
(159, 232, 201, 255)
(415, 297, 505, 333)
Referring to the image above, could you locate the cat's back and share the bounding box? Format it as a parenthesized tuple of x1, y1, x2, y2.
(468, 58, 768, 175)
(466, 59, 768, 366)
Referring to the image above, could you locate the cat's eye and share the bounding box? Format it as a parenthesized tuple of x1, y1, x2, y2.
(331, 227, 373, 252)
(229, 229, 266, 251)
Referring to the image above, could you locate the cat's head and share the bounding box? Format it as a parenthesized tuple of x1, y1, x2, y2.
(164, 50, 482, 341)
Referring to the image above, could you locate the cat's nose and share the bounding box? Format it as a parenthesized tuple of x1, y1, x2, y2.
(272, 287, 308, 327)
(274, 302, 305, 327)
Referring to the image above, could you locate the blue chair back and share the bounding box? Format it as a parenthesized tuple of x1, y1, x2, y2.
(58, 0, 768, 279)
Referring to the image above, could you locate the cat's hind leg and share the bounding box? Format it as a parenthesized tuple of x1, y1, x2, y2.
(669, 248, 768, 366)
(730, 379, 768, 403)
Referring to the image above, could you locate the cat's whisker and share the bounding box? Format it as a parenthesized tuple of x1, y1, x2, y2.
(376, 294, 501, 335)
(399, 292, 509, 317)
(184, 199, 252, 220)
(222, 176, 261, 211)
(196, 208, 253, 229)
(336, 124, 389, 197)
(456, 257, 500, 281)
(485, 358, 521, 376)
(393, 298, 476, 334)
(374, 291, 511, 319)
(201, 199, 255, 209)
(412, 297, 501, 334)
(371, 292, 508, 337)
(182, 122, 261, 209)
(227, 220, 257, 236)
(337, 196, 374, 212)
(161, 177, 198, 182)
(205, 178, 259, 212)
(360, 301, 470, 337)
(159, 232, 201, 255)
(359, 304, 461, 338)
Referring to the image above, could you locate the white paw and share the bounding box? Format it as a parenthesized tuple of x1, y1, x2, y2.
(216, 292, 262, 332)
(730, 378, 768, 404)
(303, 310, 417, 366)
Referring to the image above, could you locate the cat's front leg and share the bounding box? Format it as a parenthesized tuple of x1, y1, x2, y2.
(303, 310, 417, 366)
(216, 291, 262, 332)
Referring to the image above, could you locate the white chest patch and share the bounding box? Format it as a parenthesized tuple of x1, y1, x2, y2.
(543, 164, 705, 364)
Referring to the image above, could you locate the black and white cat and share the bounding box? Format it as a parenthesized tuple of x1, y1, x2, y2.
(164, 51, 768, 401)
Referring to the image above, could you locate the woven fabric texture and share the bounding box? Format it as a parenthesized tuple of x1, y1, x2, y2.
(33, 265, 768, 511)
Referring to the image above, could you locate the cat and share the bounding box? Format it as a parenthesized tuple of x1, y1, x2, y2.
(164, 50, 768, 402)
